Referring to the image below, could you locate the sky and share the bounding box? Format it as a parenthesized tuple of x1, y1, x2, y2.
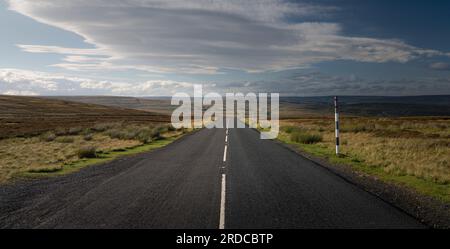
(0, 0, 450, 96)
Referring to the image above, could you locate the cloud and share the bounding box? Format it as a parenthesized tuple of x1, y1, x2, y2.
(0, 68, 59, 91)
(8, 0, 447, 74)
(0, 68, 196, 96)
(429, 62, 450, 71)
(2, 68, 449, 96)
(210, 72, 450, 96)
(16, 44, 107, 56)
(3, 90, 39, 96)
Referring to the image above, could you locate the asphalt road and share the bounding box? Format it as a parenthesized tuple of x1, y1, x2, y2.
(0, 127, 424, 228)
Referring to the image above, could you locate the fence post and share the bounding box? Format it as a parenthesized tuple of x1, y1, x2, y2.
(334, 96, 340, 155)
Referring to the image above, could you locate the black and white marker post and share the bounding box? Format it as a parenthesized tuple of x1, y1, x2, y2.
(334, 96, 340, 155)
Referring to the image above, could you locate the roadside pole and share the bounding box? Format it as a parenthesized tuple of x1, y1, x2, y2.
(334, 96, 340, 155)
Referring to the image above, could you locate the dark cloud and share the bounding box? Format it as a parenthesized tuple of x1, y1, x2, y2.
(210, 72, 450, 96)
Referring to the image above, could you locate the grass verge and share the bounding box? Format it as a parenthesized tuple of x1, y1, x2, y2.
(277, 131, 450, 203)
(18, 136, 181, 180)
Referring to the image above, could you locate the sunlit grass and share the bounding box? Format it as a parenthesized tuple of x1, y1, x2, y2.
(278, 117, 450, 202)
(0, 123, 185, 183)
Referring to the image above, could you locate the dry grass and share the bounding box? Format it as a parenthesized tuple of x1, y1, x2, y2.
(0, 95, 182, 183)
(0, 123, 181, 183)
(281, 117, 450, 184)
(77, 146, 98, 159)
(0, 95, 169, 139)
(0, 133, 140, 183)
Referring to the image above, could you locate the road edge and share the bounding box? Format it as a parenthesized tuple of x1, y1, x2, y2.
(250, 128, 450, 228)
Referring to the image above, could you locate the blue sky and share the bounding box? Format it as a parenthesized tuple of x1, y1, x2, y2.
(0, 0, 449, 96)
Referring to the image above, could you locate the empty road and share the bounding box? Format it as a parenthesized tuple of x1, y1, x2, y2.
(0, 127, 424, 228)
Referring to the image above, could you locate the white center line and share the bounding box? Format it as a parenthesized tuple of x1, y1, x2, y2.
(219, 128, 228, 228)
(219, 174, 226, 229)
(223, 145, 227, 162)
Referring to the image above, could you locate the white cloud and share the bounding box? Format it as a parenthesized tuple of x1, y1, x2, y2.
(0, 68, 59, 91)
(0, 68, 196, 96)
(8, 0, 447, 74)
(16, 44, 107, 56)
(3, 90, 39, 96)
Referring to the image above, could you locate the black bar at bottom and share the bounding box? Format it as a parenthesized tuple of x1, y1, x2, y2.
(0, 229, 440, 248)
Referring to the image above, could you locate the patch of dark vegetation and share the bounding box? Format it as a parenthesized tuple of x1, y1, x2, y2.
(55, 136, 75, 143)
(83, 134, 93, 141)
(68, 127, 83, 135)
(77, 146, 98, 158)
(40, 132, 56, 142)
(105, 124, 168, 143)
(28, 166, 62, 173)
(281, 125, 306, 134)
(290, 132, 323, 144)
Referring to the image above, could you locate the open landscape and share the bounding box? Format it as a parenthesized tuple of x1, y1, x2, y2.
(0, 95, 169, 139)
(1, 94, 449, 229)
(45, 96, 175, 115)
(3, 0, 450, 244)
(0, 95, 185, 183)
(3, 94, 447, 206)
(271, 96, 450, 205)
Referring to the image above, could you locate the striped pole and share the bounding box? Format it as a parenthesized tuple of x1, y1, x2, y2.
(334, 96, 340, 155)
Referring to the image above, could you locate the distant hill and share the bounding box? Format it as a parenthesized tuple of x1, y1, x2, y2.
(280, 95, 450, 117)
(0, 95, 168, 138)
(45, 96, 174, 115)
(43, 95, 450, 118)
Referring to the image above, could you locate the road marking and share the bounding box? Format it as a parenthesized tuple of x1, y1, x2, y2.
(220, 128, 228, 228)
(219, 174, 226, 229)
(223, 145, 227, 162)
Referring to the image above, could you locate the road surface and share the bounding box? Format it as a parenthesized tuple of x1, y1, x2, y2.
(0, 127, 424, 228)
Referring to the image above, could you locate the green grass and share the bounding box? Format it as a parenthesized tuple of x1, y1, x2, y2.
(277, 132, 450, 203)
(290, 132, 323, 144)
(19, 136, 181, 179)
